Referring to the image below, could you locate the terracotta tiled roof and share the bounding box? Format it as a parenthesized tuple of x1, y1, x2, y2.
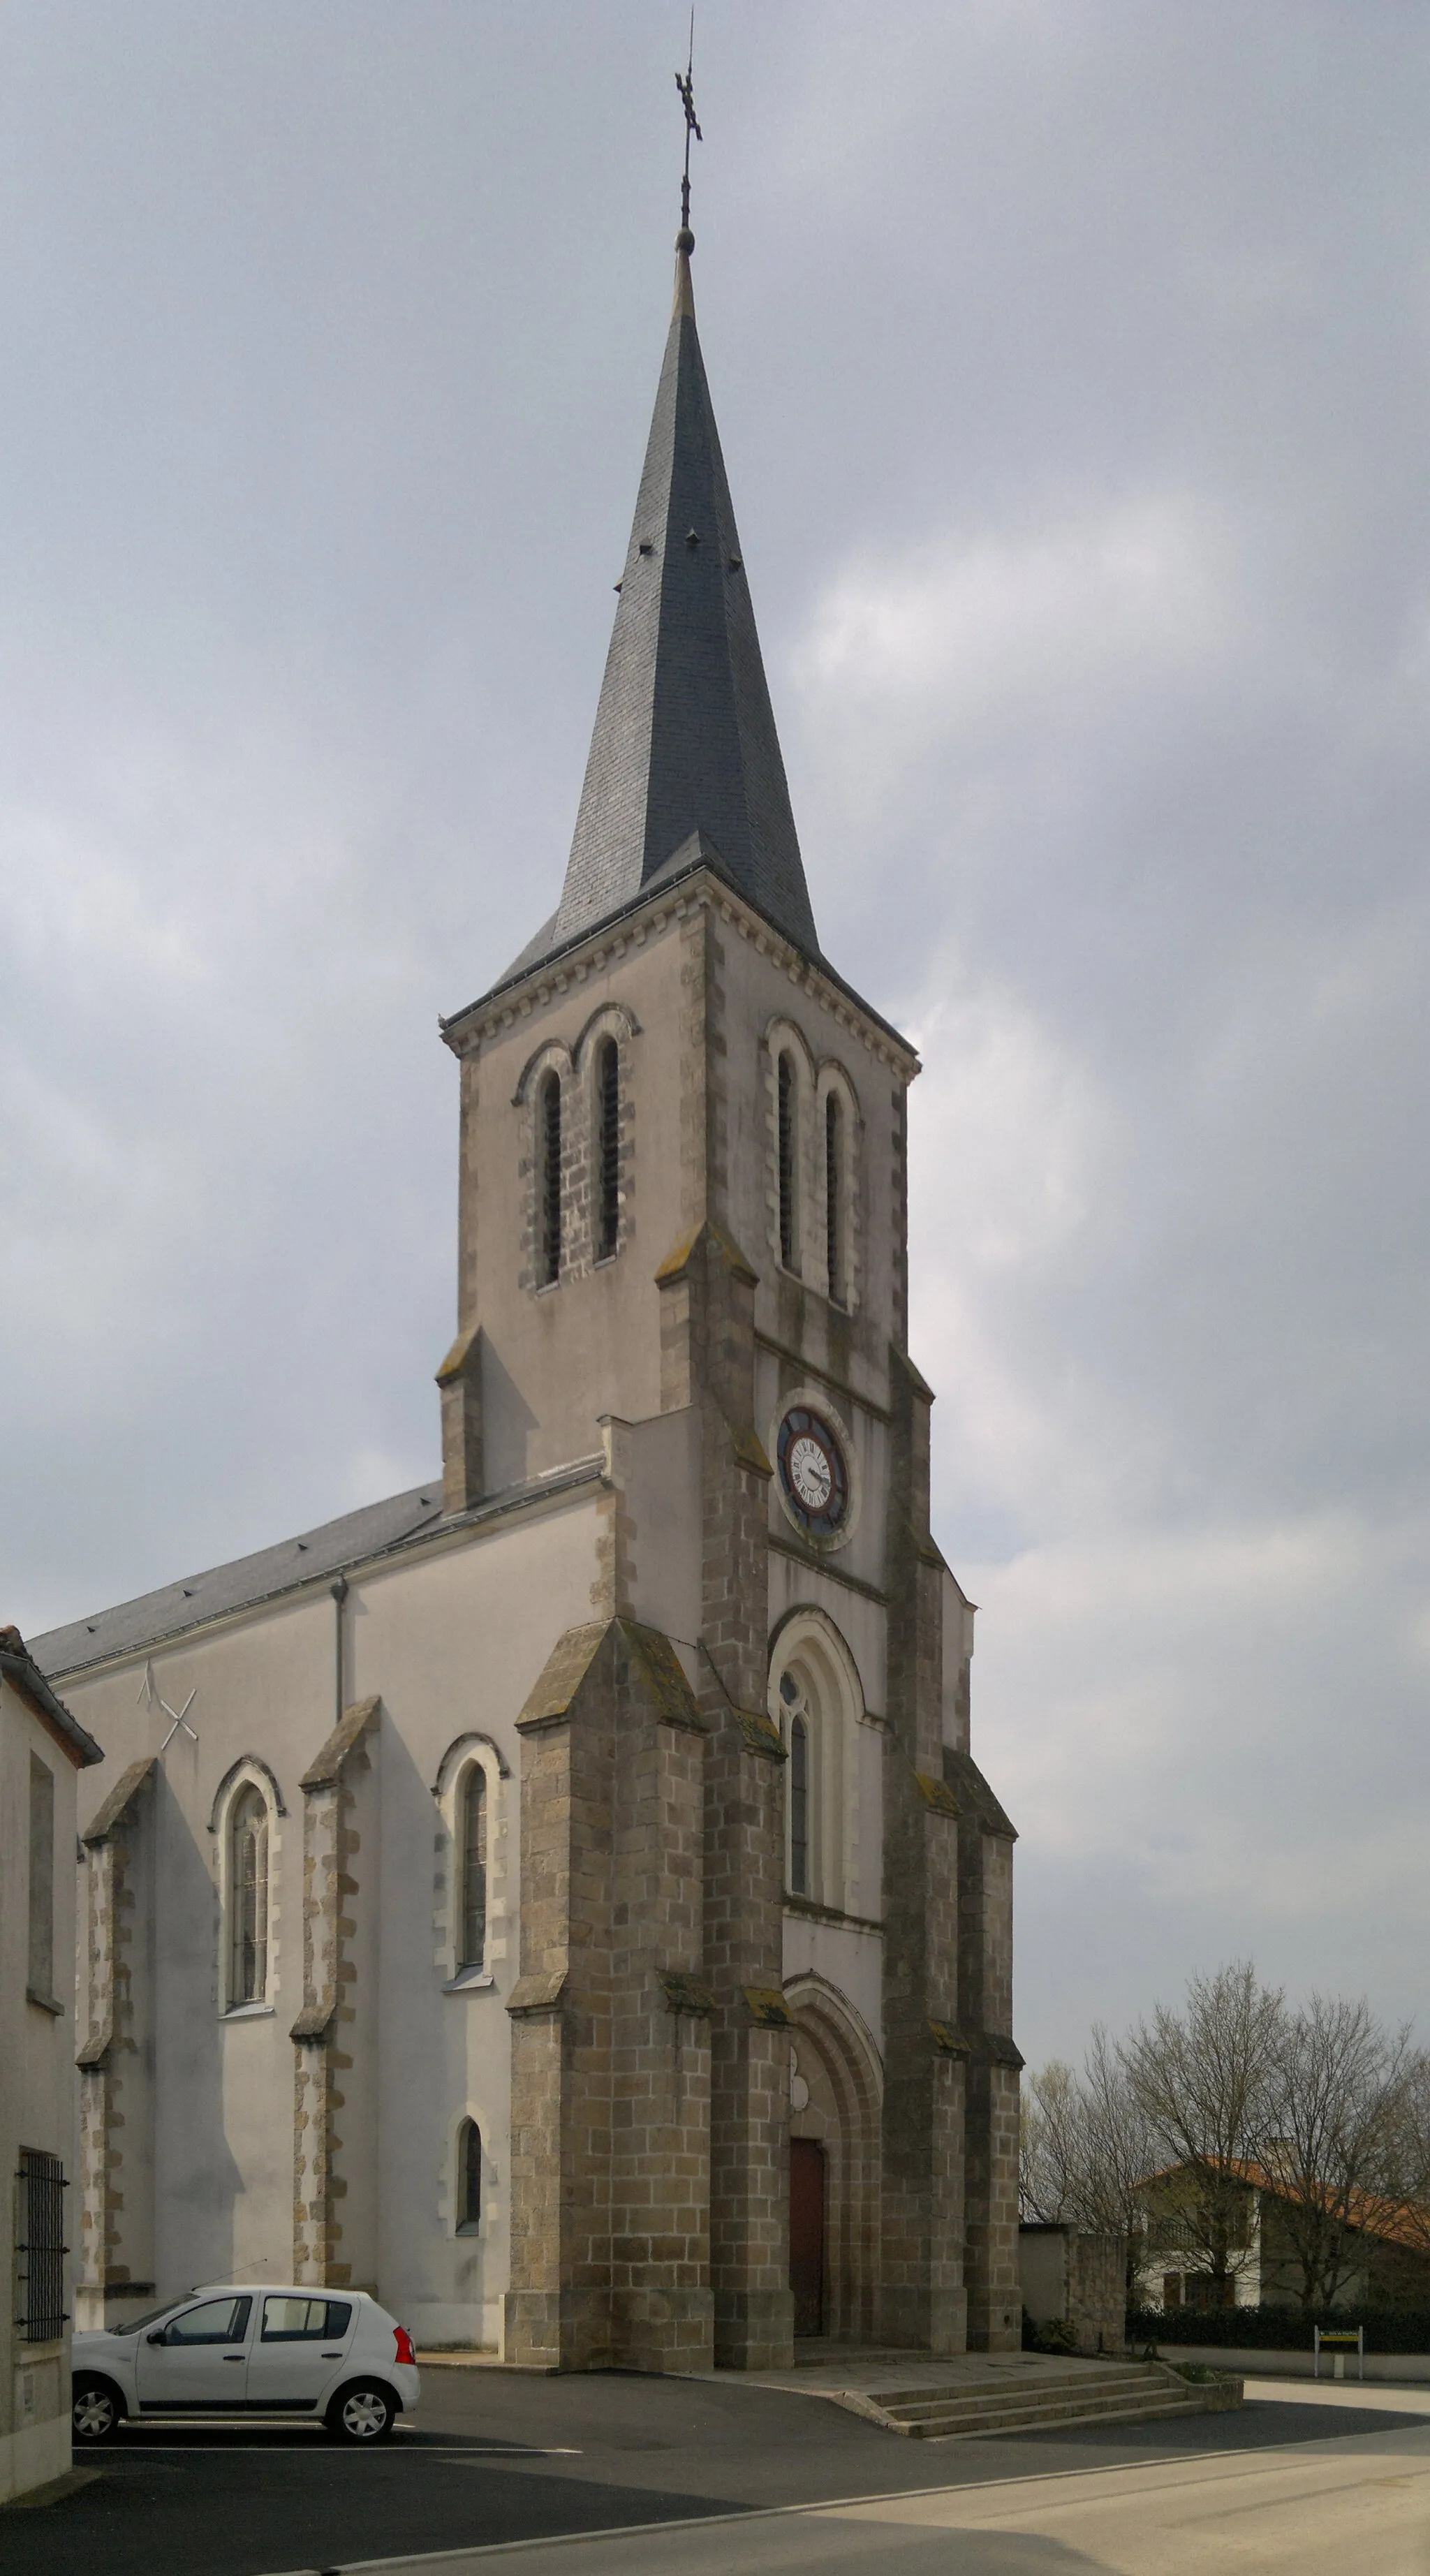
(1142, 2155, 1430, 2255)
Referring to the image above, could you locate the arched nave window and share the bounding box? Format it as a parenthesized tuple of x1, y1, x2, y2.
(229, 1783, 269, 2006)
(457, 2120, 482, 2233)
(459, 1765, 488, 1972)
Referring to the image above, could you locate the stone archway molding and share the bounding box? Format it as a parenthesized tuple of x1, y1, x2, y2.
(783, 1971, 884, 2344)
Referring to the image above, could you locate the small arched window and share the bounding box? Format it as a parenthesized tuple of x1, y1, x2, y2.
(825, 1093, 845, 1305)
(457, 2119, 482, 2232)
(778, 1053, 797, 1270)
(781, 1670, 811, 1897)
(539, 1070, 562, 1285)
(229, 1784, 269, 2005)
(459, 1767, 488, 1972)
(596, 1036, 620, 1260)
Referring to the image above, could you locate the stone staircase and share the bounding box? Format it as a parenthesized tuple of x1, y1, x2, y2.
(823, 2354, 1242, 2441)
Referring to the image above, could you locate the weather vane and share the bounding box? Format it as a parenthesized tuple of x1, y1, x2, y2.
(675, 13, 702, 241)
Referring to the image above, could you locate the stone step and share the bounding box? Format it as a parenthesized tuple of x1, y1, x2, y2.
(841, 2362, 1239, 2441)
(904, 2394, 1225, 2441)
(874, 2367, 1146, 2415)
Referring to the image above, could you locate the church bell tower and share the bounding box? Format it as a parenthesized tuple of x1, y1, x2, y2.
(435, 200, 1021, 2371)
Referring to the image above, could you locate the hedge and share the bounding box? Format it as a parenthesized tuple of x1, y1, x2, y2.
(1127, 2302, 1430, 2353)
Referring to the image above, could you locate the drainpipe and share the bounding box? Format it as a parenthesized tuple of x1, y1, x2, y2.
(331, 1576, 348, 1725)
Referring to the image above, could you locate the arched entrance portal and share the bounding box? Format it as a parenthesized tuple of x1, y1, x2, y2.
(786, 1978, 883, 2344)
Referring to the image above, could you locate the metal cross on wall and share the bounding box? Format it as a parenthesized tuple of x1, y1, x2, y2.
(138, 1658, 198, 1753)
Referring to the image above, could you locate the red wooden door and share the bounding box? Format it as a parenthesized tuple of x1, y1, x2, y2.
(790, 2138, 826, 2337)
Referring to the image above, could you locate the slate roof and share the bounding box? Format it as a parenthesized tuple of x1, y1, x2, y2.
(547, 240, 818, 966)
(0, 1626, 104, 1764)
(31, 1484, 446, 1680)
(31, 1455, 610, 1683)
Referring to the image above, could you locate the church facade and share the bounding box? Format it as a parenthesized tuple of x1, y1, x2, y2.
(37, 228, 1022, 2373)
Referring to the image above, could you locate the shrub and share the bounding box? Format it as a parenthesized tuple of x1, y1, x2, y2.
(1126, 2303, 1430, 2353)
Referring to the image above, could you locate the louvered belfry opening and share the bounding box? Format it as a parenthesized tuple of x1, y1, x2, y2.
(778, 1053, 797, 1269)
(597, 1037, 620, 1260)
(825, 1092, 844, 1304)
(540, 1070, 563, 1284)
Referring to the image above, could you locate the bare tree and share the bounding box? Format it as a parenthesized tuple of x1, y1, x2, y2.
(1076, 2026, 1158, 2292)
(1021, 2033, 1156, 2290)
(1265, 1995, 1414, 2313)
(1020, 2060, 1084, 2223)
(1121, 1962, 1287, 2299)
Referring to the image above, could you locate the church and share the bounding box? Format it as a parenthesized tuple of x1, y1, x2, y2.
(36, 211, 1022, 2374)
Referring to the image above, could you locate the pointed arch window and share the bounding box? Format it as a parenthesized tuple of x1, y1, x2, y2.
(457, 2119, 482, 2232)
(539, 1070, 563, 1285)
(596, 1036, 620, 1260)
(459, 1766, 488, 1973)
(778, 1052, 798, 1270)
(825, 1092, 845, 1305)
(229, 1784, 269, 2006)
(781, 1670, 812, 1897)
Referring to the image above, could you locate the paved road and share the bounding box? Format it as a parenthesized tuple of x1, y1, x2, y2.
(5, 2371, 1428, 2576)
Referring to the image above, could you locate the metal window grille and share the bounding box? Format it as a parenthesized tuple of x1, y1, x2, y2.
(825, 1092, 843, 1304)
(597, 1039, 620, 1260)
(15, 2149, 68, 2343)
(778, 1054, 796, 1269)
(789, 1715, 809, 1894)
(540, 1073, 563, 1284)
(460, 1768, 487, 1971)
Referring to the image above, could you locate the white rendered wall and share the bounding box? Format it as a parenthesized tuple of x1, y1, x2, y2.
(1, 1677, 83, 2501)
(59, 1487, 601, 2342)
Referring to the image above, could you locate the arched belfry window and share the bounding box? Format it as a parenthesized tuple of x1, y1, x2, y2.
(457, 2119, 482, 2232)
(459, 1767, 488, 1972)
(596, 1036, 619, 1260)
(539, 1070, 563, 1285)
(229, 1783, 269, 2005)
(778, 1053, 798, 1271)
(825, 1093, 845, 1305)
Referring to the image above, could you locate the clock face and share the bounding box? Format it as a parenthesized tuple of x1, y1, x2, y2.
(776, 1406, 849, 1538)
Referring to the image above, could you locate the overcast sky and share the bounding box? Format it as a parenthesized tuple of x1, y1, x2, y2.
(3, 1, 1429, 2070)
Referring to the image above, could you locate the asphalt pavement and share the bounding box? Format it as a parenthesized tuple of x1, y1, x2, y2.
(5, 2367, 1428, 2576)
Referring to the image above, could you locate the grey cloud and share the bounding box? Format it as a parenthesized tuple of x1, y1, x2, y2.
(3, 1, 1428, 2064)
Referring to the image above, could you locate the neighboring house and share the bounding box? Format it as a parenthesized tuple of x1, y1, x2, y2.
(0, 1626, 103, 2500)
(1137, 2160, 1430, 2313)
(30, 214, 1022, 2374)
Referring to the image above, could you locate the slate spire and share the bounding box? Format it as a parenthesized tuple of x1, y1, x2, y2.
(552, 233, 819, 959)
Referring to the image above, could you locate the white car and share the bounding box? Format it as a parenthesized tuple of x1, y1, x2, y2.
(72, 2284, 421, 2444)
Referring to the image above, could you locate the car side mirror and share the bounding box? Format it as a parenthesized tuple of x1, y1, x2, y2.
(147, 2327, 168, 2345)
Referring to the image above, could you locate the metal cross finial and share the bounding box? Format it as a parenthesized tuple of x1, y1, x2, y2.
(675, 13, 702, 239)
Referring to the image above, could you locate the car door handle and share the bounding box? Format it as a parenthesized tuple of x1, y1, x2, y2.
(223, 2354, 244, 2362)
(321, 2350, 341, 2357)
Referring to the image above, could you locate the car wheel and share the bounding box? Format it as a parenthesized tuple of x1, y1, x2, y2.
(327, 2380, 397, 2444)
(72, 2378, 124, 2444)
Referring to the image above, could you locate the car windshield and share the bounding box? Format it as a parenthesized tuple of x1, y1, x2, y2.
(110, 2300, 185, 2336)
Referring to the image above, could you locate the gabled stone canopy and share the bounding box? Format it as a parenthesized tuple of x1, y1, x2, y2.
(550, 240, 819, 962)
